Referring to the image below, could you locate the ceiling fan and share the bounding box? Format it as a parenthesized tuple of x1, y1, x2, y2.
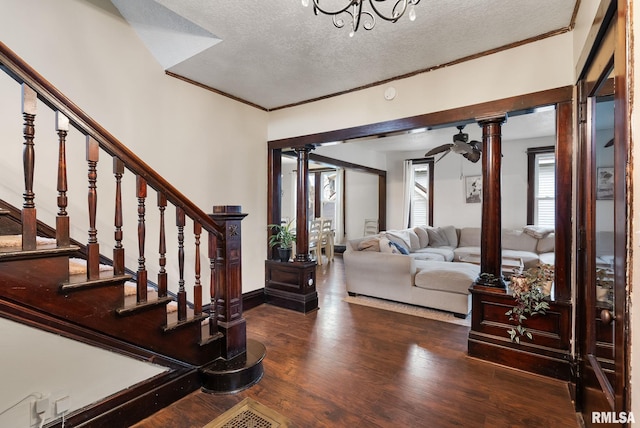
(425, 125, 482, 163)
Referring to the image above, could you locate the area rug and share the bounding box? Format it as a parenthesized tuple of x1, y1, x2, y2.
(203, 398, 291, 428)
(343, 295, 471, 327)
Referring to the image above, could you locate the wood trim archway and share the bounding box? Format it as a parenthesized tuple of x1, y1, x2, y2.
(268, 86, 573, 299)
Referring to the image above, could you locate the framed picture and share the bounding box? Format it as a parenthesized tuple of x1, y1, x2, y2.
(596, 167, 614, 200)
(464, 175, 482, 204)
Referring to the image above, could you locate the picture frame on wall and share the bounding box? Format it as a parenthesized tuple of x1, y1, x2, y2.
(465, 175, 482, 204)
(596, 167, 614, 200)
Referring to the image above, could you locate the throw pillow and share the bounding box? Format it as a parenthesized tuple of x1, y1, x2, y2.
(357, 237, 380, 252)
(523, 225, 554, 239)
(407, 229, 421, 252)
(441, 225, 458, 247)
(379, 237, 398, 254)
(413, 227, 429, 248)
(385, 230, 411, 249)
(426, 227, 449, 247)
(389, 240, 410, 255)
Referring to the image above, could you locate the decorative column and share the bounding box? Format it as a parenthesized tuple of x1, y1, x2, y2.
(477, 114, 507, 288)
(209, 205, 248, 360)
(264, 146, 318, 313)
(294, 145, 314, 262)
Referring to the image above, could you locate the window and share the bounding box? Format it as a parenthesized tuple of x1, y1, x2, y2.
(527, 147, 555, 227)
(408, 159, 434, 227)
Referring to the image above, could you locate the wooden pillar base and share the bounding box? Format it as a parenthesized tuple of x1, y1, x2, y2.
(265, 260, 318, 313)
(200, 338, 265, 394)
(468, 284, 572, 380)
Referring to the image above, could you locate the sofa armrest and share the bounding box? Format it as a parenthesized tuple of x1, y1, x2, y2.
(343, 250, 416, 299)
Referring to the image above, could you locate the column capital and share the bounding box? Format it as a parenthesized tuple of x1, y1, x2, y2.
(476, 113, 507, 126)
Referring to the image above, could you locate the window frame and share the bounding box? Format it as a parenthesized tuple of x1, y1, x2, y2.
(526, 146, 555, 226)
(409, 158, 434, 227)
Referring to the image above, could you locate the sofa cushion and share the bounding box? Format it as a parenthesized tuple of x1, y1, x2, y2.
(539, 252, 555, 265)
(413, 227, 429, 248)
(407, 229, 421, 251)
(409, 252, 445, 262)
(414, 247, 455, 262)
(501, 229, 538, 252)
(501, 249, 540, 269)
(458, 227, 481, 247)
(537, 233, 555, 253)
(426, 225, 457, 247)
(414, 261, 479, 295)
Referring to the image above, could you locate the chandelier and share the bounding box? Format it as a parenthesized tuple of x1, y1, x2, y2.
(301, 0, 421, 37)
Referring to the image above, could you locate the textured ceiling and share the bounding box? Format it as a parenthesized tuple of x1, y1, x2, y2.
(111, 0, 578, 111)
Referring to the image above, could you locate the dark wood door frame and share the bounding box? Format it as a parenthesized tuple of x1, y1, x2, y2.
(575, 0, 630, 418)
(268, 86, 573, 297)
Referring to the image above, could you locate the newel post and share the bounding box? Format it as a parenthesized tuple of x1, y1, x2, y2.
(209, 205, 248, 360)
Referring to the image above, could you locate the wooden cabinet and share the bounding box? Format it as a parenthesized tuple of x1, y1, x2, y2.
(264, 260, 318, 313)
(468, 284, 572, 380)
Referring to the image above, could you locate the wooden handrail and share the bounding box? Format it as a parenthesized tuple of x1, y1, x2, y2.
(0, 41, 222, 239)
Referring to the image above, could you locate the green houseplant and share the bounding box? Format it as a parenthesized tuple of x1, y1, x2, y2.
(505, 263, 553, 343)
(268, 220, 296, 262)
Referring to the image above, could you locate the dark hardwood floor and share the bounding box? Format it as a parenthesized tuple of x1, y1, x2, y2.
(132, 256, 579, 427)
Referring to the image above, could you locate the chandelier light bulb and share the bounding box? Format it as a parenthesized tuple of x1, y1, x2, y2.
(301, 0, 309, 7)
(409, 6, 416, 21)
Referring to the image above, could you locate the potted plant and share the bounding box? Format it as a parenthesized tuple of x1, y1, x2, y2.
(505, 263, 553, 343)
(268, 220, 296, 262)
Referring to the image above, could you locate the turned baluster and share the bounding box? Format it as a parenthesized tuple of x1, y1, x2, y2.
(136, 176, 148, 302)
(21, 84, 37, 250)
(157, 193, 168, 298)
(86, 136, 100, 279)
(208, 231, 219, 336)
(194, 221, 202, 316)
(176, 207, 187, 321)
(113, 158, 125, 275)
(55, 112, 70, 247)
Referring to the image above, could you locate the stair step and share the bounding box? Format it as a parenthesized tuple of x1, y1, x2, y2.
(164, 310, 208, 333)
(61, 272, 132, 292)
(0, 244, 79, 261)
(0, 208, 10, 215)
(116, 295, 174, 316)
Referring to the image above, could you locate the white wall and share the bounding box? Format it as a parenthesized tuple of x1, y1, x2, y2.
(0, 318, 167, 428)
(384, 135, 555, 230)
(0, 0, 269, 296)
(0, 1, 268, 426)
(268, 33, 574, 141)
(344, 170, 379, 241)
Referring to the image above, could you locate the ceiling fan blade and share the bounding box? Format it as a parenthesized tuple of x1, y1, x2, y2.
(463, 150, 481, 163)
(425, 144, 452, 157)
(469, 140, 482, 151)
(435, 150, 451, 163)
(452, 140, 474, 154)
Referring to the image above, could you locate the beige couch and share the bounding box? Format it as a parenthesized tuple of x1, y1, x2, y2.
(343, 225, 555, 318)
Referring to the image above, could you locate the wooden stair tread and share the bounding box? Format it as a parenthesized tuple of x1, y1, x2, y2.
(61, 272, 132, 291)
(0, 244, 79, 260)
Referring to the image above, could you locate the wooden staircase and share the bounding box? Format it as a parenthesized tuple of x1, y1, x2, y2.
(0, 42, 264, 426)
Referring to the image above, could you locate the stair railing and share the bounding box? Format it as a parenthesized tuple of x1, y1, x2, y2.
(0, 42, 247, 360)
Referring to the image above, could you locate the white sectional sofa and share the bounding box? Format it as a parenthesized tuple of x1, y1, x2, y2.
(343, 225, 555, 318)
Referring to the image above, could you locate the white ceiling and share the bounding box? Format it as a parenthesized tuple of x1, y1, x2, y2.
(110, 0, 578, 111)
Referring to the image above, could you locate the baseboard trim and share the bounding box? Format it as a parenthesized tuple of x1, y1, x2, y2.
(243, 288, 266, 311)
